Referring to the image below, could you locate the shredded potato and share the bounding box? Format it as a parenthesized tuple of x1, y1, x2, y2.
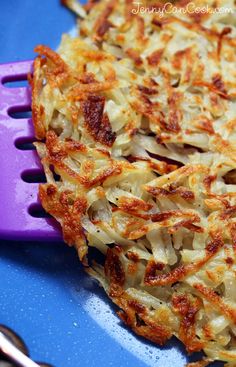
(31, 1, 236, 365)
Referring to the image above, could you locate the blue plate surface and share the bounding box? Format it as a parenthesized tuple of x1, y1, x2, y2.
(0, 2, 221, 366)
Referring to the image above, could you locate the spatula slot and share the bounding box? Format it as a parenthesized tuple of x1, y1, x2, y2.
(28, 203, 51, 218)
(15, 137, 36, 150)
(21, 169, 46, 183)
(2, 74, 28, 88)
(3, 79, 29, 88)
(8, 106, 32, 119)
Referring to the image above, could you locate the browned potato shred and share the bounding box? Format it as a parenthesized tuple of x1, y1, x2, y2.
(31, 0, 236, 365)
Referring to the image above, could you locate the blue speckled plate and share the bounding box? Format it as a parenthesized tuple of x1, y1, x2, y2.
(0, 2, 219, 366)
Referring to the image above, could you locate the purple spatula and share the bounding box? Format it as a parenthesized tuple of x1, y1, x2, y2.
(0, 60, 61, 241)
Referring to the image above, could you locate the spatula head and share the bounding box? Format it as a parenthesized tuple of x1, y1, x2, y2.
(0, 61, 61, 241)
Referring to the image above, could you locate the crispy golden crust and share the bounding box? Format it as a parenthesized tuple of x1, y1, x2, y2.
(32, 1, 236, 365)
(145, 233, 224, 285)
(117, 300, 172, 345)
(39, 183, 88, 261)
(82, 95, 116, 146)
